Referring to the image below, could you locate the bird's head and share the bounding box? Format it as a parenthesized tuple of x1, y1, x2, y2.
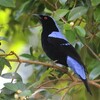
(33, 14, 54, 25)
(33, 14, 59, 31)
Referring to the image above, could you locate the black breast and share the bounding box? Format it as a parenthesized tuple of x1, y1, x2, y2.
(41, 33, 67, 66)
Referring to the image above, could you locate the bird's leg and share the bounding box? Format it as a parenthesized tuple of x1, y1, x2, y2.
(53, 60, 58, 63)
(50, 60, 58, 67)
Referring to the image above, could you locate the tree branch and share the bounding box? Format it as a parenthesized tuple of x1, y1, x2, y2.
(7, 58, 100, 88)
(0, 52, 100, 89)
(8, 58, 75, 81)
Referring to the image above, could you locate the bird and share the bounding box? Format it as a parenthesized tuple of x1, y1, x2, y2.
(34, 14, 92, 95)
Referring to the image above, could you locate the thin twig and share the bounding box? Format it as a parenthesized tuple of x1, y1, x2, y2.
(73, 0, 77, 8)
(60, 82, 81, 100)
(37, 78, 70, 89)
(85, 44, 100, 61)
(74, 31, 100, 62)
(53, 86, 68, 96)
(45, 0, 56, 10)
(61, 18, 67, 24)
(93, 79, 100, 82)
(0, 52, 14, 57)
(89, 80, 100, 88)
(55, 0, 59, 10)
(39, 86, 59, 90)
(77, 18, 83, 25)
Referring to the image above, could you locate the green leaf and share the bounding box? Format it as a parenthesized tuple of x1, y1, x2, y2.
(80, 46, 87, 63)
(39, 68, 52, 82)
(19, 90, 32, 96)
(4, 82, 26, 91)
(1, 72, 22, 81)
(4, 59, 12, 69)
(44, 8, 52, 14)
(0, 0, 15, 8)
(94, 6, 100, 22)
(1, 87, 14, 95)
(0, 63, 4, 75)
(59, 0, 67, 5)
(68, 6, 88, 21)
(65, 30, 76, 43)
(1, 72, 15, 79)
(75, 26, 86, 37)
(54, 9, 69, 20)
(89, 66, 100, 80)
(0, 57, 12, 69)
(20, 53, 32, 59)
(15, 82, 26, 91)
(4, 83, 19, 91)
(14, 1, 31, 20)
(91, 0, 100, 6)
(64, 23, 71, 30)
(0, 57, 11, 75)
(30, 46, 33, 56)
(96, 32, 100, 38)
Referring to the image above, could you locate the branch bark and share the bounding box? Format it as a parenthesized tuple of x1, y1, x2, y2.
(0, 51, 100, 88)
(7, 58, 100, 88)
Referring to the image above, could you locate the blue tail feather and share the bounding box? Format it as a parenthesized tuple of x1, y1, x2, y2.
(67, 56, 92, 95)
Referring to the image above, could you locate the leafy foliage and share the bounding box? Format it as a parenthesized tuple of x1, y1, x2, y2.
(0, 0, 100, 100)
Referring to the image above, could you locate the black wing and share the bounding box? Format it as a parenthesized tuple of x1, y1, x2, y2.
(48, 37, 81, 60)
(48, 37, 87, 72)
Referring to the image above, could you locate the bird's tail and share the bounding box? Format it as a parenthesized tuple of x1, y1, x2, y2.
(81, 78, 92, 95)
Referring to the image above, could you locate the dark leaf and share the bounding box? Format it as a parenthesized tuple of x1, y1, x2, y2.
(91, 0, 100, 6)
(75, 26, 86, 37)
(0, 0, 15, 8)
(14, 0, 35, 20)
(1, 87, 14, 95)
(30, 46, 33, 56)
(0, 64, 4, 76)
(65, 30, 76, 43)
(19, 90, 32, 96)
(1, 72, 22, 81)
(94, 6, 100, 22)
(4, 83, 18, 91)
(0, 57, 12, 70)
(4, 82, 26, 91)
(54, 9, 69, 20)
(0, 57, 11, 75)
(68, 6, 88, 21)
(20, 53, 32, 59)
(59, 0, 67, 5)
(89, 66, 100, 79)
(14, 0, 32, 20)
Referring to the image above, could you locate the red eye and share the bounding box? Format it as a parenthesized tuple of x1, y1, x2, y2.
(44, 16, 48, 20)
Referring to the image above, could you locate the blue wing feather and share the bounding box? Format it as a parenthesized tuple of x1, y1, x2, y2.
(48, 31, 67, 41)
(67, 56, 86, 80)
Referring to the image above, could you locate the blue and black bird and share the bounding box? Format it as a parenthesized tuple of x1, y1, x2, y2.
(34, 14, 92, 95)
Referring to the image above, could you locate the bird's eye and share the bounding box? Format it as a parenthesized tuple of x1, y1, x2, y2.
(43, 16, 48, 20)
